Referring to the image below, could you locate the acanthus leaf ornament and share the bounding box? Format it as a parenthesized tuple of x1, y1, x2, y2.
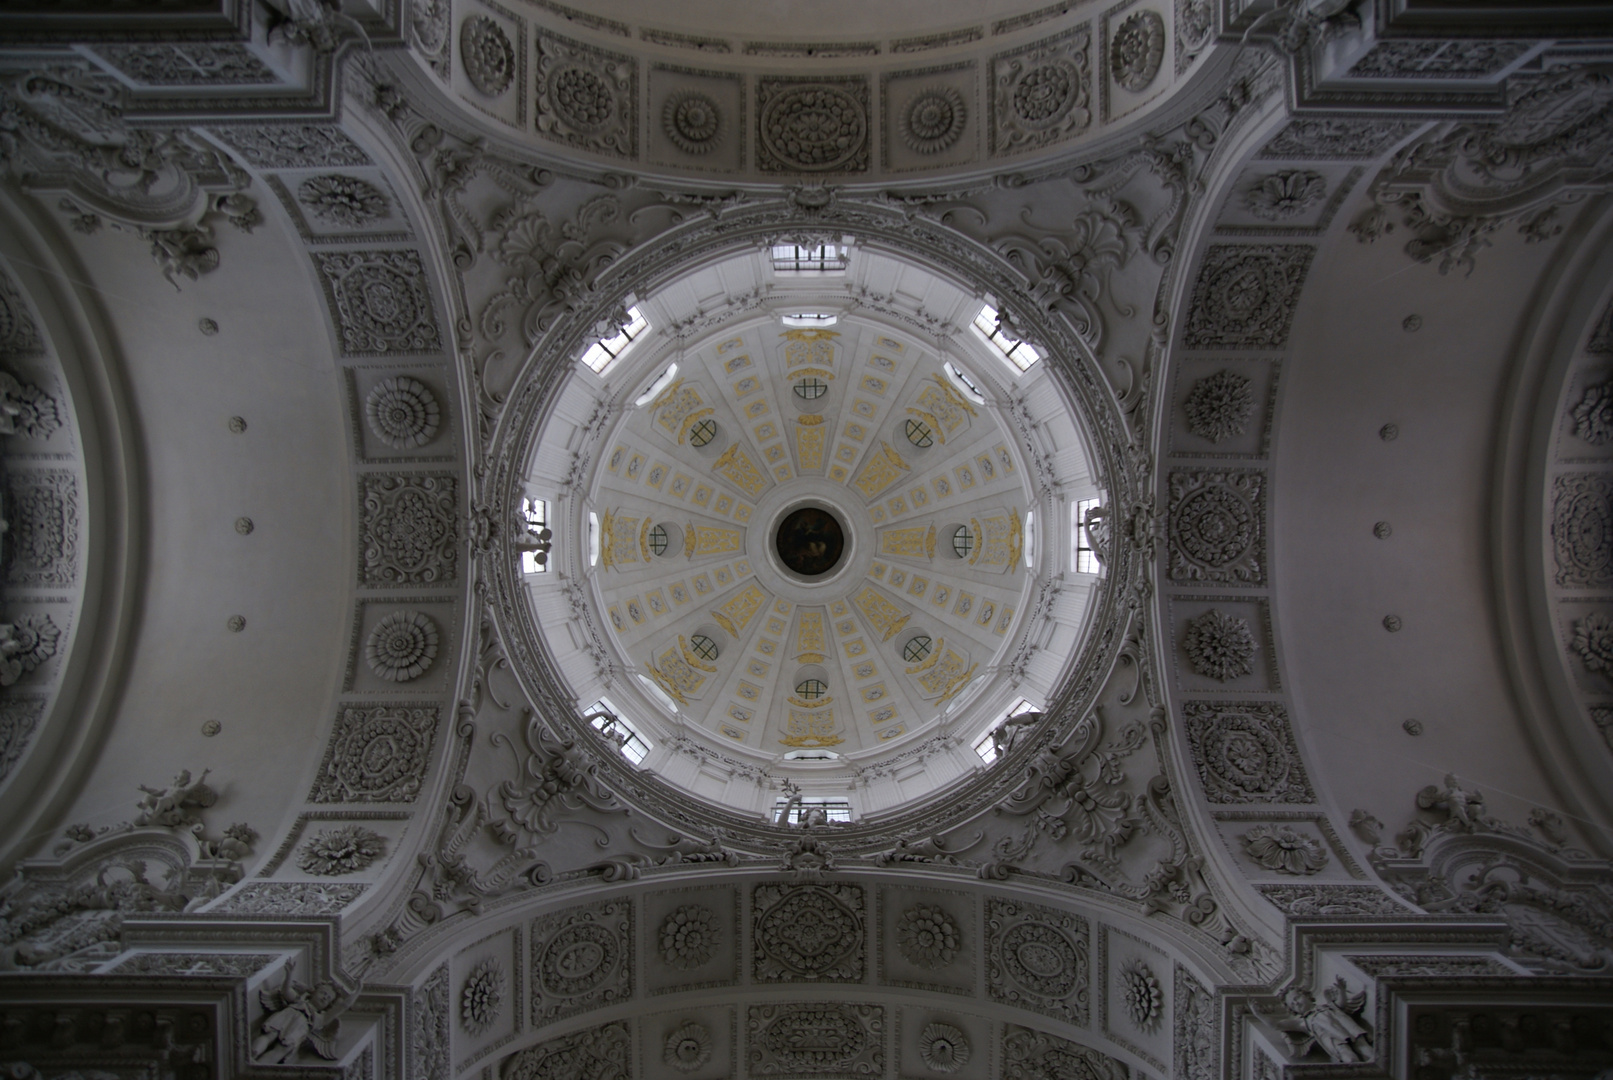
(992, 195, 1144, 348)
(459, 957, 504, 1034)
(297, 824, 386, 875)
(1182, 608, 1257, 681)
(1351, 66, 1613, 275)
(478, 193, 626, 346)
(1244, 169, 1326, 221)
(1183, 369, 1254, 443)
(1239, 823, 1329, 874)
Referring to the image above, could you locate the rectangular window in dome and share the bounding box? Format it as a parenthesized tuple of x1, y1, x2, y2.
(1073, 497, 1100, 575)
(585, 698, 650, 764)
(973, 304, 1041, 371)
(974, 697, 1039, 764)
(771, 796, 853, 823)
(521, 497, 550, 574)
(581, 305, 648, 373)
(771, 243, 847, 273)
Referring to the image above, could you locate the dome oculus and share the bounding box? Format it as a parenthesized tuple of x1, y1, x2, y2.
(776, 507, 845, 577)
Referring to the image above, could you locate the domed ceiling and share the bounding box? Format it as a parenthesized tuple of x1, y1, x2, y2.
(522, 244, 1100, 812)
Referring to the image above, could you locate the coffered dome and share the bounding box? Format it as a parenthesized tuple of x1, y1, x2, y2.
(517, 243, 1103, 818)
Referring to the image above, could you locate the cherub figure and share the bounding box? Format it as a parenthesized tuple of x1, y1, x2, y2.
(1272, 977, 1374, 1063)
(134, 769, 217, 829)
(1416, 773, 1486, 830)
(253, 962, 360, 1063)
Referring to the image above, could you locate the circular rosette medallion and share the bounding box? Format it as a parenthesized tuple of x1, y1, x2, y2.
(1012, 61, 1081, 129)
(756, 886, 861, 977)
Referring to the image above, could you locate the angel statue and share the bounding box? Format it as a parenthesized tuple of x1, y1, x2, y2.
(134, 769, 217, 829)
(253, 962, 361, 1063)
(1272, 977, 1374, 1063)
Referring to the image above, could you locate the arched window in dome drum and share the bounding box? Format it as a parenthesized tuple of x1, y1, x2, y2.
(793, 376, 828, 400)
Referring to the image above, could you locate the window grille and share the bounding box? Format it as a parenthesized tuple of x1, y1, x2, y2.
(952, 525, 973, 559)
(771, 244, 847, 272)
(688, 418, 717, 446)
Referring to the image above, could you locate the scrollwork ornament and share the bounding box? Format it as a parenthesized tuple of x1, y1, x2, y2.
(365, 610, 440, 682)
(901, 87, 967, 155)
(1168, 470, 1264, 584)
(663, 92, 721, 155)
(459, 957, 504, 1034)
(918, 1022, 970, 1073)
(460, 16, 514, 97)
(1111, 11, 1165, 92)
(366, 377, 441, 449)
(992, 29, 1092, 154)
(535, 33, 637, 157)
(1184, 701, 1315, 804)
(662, 1022, 713, 1074)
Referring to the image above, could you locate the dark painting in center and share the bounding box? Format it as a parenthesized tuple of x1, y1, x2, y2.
(776, 507, 845, 576)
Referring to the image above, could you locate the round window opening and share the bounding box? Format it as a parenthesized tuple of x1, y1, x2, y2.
(648, 524, 669, 556)
(902, 635, 933, 663)
(689, 634, 719, 661)
(952, 525, 974, 559)
(688, 418, 717, 447)
(904, 418, 935, 448)
(775, 506, 845, 577)
(793, 377, 828, 401)
(795, 679, 828, 700)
